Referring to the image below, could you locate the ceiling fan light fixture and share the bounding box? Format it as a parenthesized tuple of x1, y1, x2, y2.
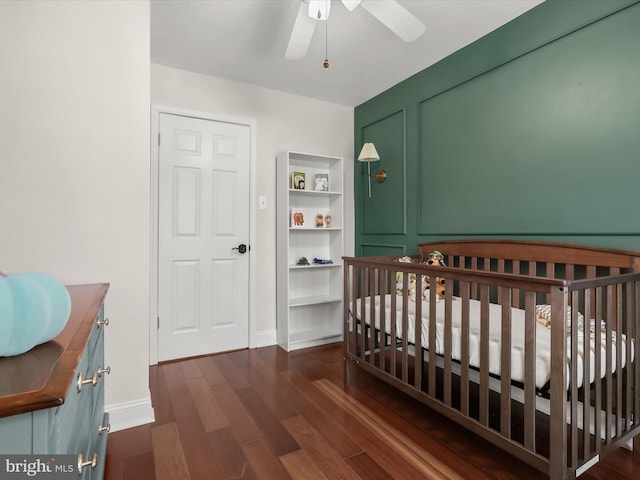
(340, 0, 362, 12)
(308, 0, 331, 20)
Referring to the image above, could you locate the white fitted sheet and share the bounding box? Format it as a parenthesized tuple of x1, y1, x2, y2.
(355, 295, 634, 389)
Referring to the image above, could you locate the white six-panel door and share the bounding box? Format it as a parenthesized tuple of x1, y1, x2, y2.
(158, 113, 250, 362)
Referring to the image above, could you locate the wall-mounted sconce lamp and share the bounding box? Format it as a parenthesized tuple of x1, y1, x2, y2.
(358, 143, 379, 198)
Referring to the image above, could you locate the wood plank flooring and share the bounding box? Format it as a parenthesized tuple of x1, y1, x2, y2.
(105, 343, 639, 479)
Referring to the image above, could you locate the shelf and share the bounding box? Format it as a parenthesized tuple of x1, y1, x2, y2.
(289, 227, 342, 232)
(289, 295, 342, 307)
(289, 189, 341, 196)
(289, 263, 341, 270)
(289, 328, 342, 349)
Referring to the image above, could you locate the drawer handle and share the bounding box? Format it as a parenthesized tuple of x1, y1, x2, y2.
(76, 372, 99, 392)
(77, 453, 98, 474)
(97, 317, 110, 328)
(98, 366, 111, 376)
(98, 423, 111, 435)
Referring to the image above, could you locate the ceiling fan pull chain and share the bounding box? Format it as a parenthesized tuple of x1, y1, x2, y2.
(323, 0, 329, 68)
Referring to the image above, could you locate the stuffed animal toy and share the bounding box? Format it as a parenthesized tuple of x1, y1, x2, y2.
(395, 256, 416, 294)
(405, 276, 447, 302)
(425, 250, 446, 266)
(407, 278, 428, 302)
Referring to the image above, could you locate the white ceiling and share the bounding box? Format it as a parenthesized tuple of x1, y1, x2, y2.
(151, 0, 543, 107)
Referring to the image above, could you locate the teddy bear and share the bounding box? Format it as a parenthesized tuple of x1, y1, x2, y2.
(424, 250, 446, 267)
(407, 275, 446, 302)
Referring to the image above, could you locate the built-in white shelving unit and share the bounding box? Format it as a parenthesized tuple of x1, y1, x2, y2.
(276, 151, 344, 351)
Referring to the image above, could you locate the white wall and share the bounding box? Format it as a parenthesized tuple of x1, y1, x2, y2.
(152, 64, 354, 342)
(0, 1, 153, 428)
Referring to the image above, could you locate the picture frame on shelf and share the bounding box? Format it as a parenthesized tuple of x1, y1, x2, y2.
(314, 173, 329, 192)
(291, 171, 306, 190)
(291, 208, 305, 228)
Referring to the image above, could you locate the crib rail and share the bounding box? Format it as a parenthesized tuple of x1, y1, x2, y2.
(343, 254, 640, 480)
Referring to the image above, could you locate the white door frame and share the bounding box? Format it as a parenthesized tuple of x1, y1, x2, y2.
(150, 104, 257, 365)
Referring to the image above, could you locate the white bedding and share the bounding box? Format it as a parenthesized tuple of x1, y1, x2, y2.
(355, 295, 634, 389)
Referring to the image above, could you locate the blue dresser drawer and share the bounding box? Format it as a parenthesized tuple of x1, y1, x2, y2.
(0, 284, 110, 480)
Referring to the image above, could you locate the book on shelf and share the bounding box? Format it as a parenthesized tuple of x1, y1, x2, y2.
(314, 173, 329, 191)
(291, 171, 306, 190)
(290, 208, 305, 228)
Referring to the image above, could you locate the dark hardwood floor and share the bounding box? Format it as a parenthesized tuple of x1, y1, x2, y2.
(105, 343, 638, 479)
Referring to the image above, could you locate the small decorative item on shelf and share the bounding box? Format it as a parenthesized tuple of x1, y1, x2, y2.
(314, 173, 329, 191)
(291, 171, 306, 190)
(315, 213, 324, 228)
(297, 257, 310, 266)
(324, 212, 332, 228)
(290, 208, 305, 227)
(313, 257, 334, 265)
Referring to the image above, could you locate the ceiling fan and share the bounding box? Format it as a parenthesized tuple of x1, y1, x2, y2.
(285, 0, 426, 60)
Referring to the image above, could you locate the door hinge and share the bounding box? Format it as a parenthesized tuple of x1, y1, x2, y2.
(157, 316, 160, 329)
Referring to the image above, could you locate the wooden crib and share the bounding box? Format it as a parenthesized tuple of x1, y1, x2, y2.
(343, 240, 640, 479)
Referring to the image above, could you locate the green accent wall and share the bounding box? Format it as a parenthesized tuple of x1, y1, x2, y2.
(354, 0, 640, 255)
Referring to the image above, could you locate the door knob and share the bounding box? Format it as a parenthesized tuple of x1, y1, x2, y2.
(232, 243, 248, 254)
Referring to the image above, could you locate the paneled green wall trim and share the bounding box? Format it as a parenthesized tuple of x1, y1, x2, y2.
(354, 0, 640, 256)
(360, 243, 407, 257)
(360, 109, 407, 235)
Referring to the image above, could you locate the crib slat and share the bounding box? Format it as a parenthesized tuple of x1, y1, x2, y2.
(582, 288, 592, 462)
(348, 265, 354, 360)
(428, 277, 437, 397)
(390, 275, 398, 376)
(414, 274, 423, 389)
(368, 268, 376, 364)
(605, 285, 613, 444)
(512, 261, 520, 309)
(566, 264, 575, 281)
(524, 291, 536, 452)
(460, 281, 470, 417)
(546, 262, 554, 304)
(528, 261, 535, 277)
(616, 283, 623, 438)
(479, 284, 490, 427)
(594, 286, 603, 452)
(401, 273, 409, 384)
(624, 282, 633, 433)
(471, 257, 479, 300)
(379, 272, 387, 372)
(443, 277, 453, 407)
(570, 292, 579, 468)
(497, 259, 505, 305)
(359, 267, 367, 360)
(635, 281, 640, 463)
(549, 286, 568, 480)
(500, 288, 512, 439)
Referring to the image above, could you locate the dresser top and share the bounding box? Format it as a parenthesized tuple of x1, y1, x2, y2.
(0, 283, 109, 418)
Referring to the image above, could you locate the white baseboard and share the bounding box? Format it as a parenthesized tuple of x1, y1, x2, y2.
(106, 397, 155, 432)
(254, 329, 277, 348)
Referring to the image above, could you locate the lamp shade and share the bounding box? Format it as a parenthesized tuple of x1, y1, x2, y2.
(358, 143, 380, 162)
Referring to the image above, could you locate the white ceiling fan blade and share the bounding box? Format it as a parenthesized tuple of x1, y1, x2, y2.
(361, 0, 426, 42)
(285, 1, 317, 59)
(341, 0, 362, 12)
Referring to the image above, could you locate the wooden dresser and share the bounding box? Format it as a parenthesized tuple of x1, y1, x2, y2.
(0, 283, 110, 479)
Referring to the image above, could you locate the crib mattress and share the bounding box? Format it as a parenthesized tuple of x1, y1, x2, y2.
(355, 295, 634, 389)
